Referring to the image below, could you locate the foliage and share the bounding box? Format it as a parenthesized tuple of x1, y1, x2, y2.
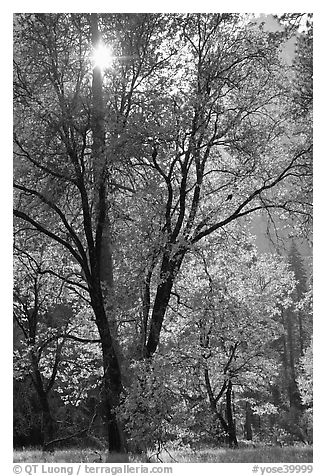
(297, 341, 313, 407)
(13, 13, 312, 452)
(116, 234, 301, 450)
(117, 358, 181, 453)
(13, 233, 103, 444)
(296, 340, 313, 443)
(13, 380, 43, 447)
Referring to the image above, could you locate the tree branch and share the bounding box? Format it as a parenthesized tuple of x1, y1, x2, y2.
(13, 209, 86, 272)
(192, 148, 312, 243)
(14, 183, 89, 268)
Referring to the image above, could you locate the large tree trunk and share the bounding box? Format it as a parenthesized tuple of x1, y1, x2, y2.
(30, 365, 56, 449)
(145, 252, 184, 357)
(90, 284, 126, 452)
(41, 406, 56, 450)
(89, 14, 126, 453)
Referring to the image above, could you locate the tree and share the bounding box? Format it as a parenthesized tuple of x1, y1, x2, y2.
(173, 235, 295, 447)
(110, 13, 312, 359)
(296, 339, 313, 444)
(14, 13, 127, 451)
(13, 236, 67, 446)
(13, 13, 312, 452)
(117, 231, 296, 449)
(297, 340, 313, 407)
(13, 232, 103, 448)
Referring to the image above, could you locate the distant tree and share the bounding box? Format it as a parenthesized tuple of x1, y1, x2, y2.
(297, 339, 313, 407)
(297, 337, 313, 441)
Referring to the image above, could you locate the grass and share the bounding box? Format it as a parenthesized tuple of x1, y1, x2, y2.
(13, 449, 137, 463)
(160, 446, 313, 463)
(14, 445, 313, 463)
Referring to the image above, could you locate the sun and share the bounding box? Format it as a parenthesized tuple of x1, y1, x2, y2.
(92, 43, 113, 70)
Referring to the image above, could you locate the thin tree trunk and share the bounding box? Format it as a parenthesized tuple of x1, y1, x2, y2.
(244, 401, 253, 441)
(203, 367, 232, 444)
(282, 310, 303, 411)
(226, 380, 238, 448)
(140, 266, 153, 358)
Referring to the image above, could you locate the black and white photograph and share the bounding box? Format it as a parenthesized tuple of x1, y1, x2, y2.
(12, 7, 313, 468)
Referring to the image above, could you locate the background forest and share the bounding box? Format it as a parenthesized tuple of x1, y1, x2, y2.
(13, 13, 312, 460)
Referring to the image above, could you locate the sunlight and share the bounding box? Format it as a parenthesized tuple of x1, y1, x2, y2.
(92, 43, 113, 70)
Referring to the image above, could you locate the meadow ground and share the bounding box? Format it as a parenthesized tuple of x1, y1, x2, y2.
(13, 445, 313, 463)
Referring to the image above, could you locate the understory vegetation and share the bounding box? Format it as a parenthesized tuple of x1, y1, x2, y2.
(14, 445, 313, 464)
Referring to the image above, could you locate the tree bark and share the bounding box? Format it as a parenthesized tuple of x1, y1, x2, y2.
(90, 287, 126, 451)
(226, 380, 238, 448)
(282, 310, 303, 411)
(205, 370, 228, 436)
(30, 362, 56, 449)
(89, 14, 125, 453)
(145, 252, 184, 357)
(244, 401, 253, 441)
(41, 405, 56, 450)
